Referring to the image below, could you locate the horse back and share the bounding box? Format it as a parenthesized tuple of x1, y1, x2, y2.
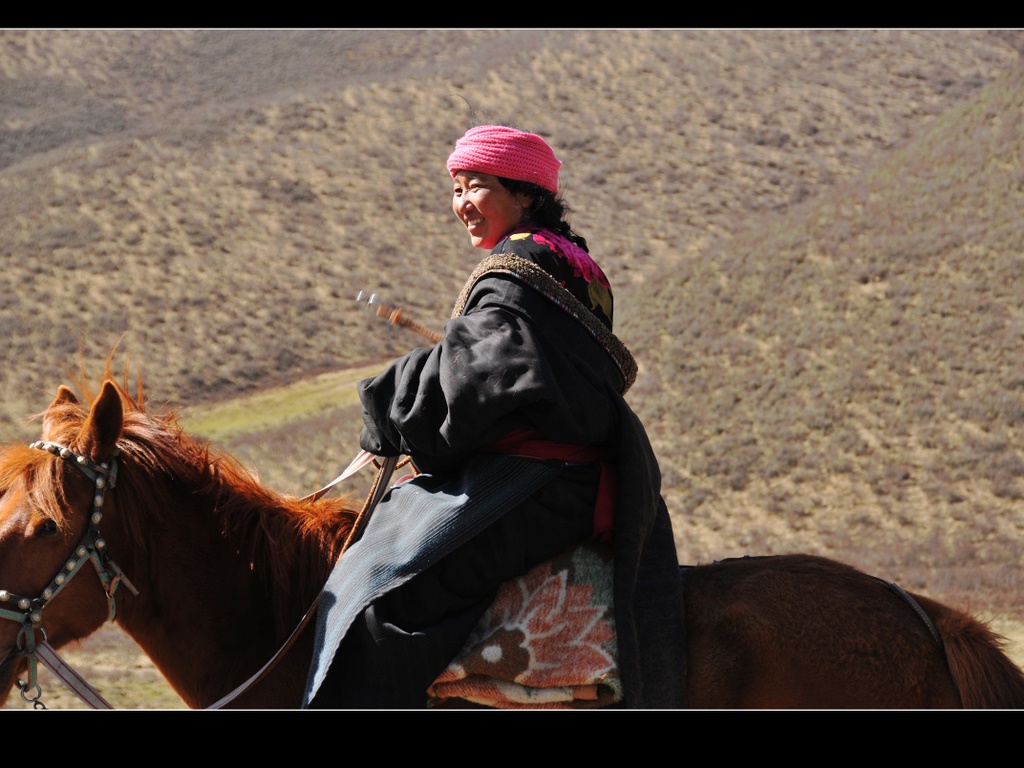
(682, 554, 968, 708)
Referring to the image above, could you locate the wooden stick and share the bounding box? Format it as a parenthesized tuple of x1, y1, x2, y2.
(356, 291, 443, 343)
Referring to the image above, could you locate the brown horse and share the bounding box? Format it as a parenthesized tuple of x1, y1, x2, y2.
(2, 378, 1023, 709)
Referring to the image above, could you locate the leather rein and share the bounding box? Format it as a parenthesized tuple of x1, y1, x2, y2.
(204, 451, 399, 710)
(204, 295, 427, 707)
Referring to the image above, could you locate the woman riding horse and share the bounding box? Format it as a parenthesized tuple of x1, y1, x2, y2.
(303, 125, 686, 708)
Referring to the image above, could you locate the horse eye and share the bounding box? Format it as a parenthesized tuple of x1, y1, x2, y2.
(34, 519, 59, 538)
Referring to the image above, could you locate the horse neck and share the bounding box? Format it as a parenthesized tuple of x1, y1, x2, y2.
(107, 464, 351, 709)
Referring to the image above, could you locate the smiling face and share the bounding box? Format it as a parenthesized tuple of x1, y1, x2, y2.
(451, 171, 533, 250)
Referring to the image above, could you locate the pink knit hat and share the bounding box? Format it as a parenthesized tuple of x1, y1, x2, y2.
(446, 125, 561, 194)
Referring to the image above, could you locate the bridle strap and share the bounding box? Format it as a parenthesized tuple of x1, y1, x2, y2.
(27, 642, 115, 709)
(27, 441, 139, 610)
(2, 441, 137, 709)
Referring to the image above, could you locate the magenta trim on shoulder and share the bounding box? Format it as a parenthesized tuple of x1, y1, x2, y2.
(532, 231, 611, 289)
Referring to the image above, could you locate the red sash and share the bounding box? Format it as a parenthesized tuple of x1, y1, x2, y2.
(482, 428, 616, 541)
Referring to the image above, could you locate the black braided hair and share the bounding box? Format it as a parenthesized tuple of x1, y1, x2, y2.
(496, 177, 590, 253)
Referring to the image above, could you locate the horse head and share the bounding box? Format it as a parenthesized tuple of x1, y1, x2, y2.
(0, 382, 128, 705)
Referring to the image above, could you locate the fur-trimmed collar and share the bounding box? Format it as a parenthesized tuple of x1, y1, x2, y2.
(451, 254, 638, 393)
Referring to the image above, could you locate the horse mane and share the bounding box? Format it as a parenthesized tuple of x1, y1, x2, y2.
(4, 376, 360, 633)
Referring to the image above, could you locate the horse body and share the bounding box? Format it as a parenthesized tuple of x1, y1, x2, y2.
(101, 483, 330, 710)
(2, 378, 1024, 709)
(684, 555, 964, 707)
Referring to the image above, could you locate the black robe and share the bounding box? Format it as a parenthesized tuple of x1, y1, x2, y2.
(303, 234, 686, 708)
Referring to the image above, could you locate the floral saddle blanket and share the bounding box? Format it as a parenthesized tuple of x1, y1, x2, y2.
(426, 537, 621, 709)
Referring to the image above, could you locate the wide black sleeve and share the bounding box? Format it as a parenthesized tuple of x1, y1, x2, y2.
(357, 278, 592, 470)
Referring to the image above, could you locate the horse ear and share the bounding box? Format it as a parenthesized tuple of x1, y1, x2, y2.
(77, 381, 124, 461)
(42, 385, 82, 439)
(51, 386, 80, 408)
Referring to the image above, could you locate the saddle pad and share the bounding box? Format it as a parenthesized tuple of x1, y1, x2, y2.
(427, 538, 622, 709)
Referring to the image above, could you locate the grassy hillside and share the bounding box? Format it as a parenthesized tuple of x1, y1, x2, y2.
(1, 30, 1018, 426)
(636, 64, 1024, 609)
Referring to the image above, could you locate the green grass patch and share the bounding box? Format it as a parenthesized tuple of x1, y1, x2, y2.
(179, 364, 384, 442)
